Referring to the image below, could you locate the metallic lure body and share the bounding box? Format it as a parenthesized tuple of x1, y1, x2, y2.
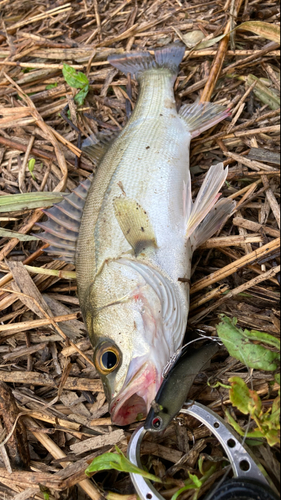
(144, 342, 219, 432)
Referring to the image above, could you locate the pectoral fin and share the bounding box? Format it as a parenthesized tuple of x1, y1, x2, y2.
(113, 197, 157, 255)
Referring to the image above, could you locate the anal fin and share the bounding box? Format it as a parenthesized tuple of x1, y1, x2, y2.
(113, 197, 157, 255)
(180, 101, 230, 139)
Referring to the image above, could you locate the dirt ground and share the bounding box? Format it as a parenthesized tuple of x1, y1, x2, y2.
(0, 0, 280, 499)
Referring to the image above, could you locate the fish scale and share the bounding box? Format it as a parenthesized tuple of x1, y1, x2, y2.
(77, 73, 188, 294)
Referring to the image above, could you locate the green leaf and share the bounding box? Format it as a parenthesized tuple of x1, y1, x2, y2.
(225, 410, 264, 439)
(45, 83, 58, 90)
(198, 455, 205, 476)
(227, 379, 280, 447)
(62, 64, 89, 106)
(171, 468, 213, 500)
(245, 329, 280, 350)
(265, 429, 280, 447)
(0, 192, 64, 213)
(245, 438, 264, 446)
(62, 64, 89, 89)
(171, 483, 197, 500)
(216, 315, 280, 371)
(237, 21, 280, 43)
(225, 410, 246, 436)
(85, 446, 162, 483)
(229, 377, 252, 415)
(28, 158, 36, 180)
(271, 396, 280, 421)
(74, 84, 89, 106)
(188, 472, 202, 489)
(0, 228, 38, 241)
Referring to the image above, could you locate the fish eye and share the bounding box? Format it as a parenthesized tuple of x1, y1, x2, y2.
(94, 342, 121, 374)
(102, 351, 117, 369)
(152, 416, 163, 430)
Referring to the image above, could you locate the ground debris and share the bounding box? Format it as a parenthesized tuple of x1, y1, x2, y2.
(0, 0, 279, 498)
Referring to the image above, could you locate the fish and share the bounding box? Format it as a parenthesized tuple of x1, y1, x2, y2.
(36, 43, 235, 426)
(144, 342, 219, 433)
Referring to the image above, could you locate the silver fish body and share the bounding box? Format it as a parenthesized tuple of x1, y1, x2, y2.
(37, 44, 234, 426)
(77, 60, 192, 425)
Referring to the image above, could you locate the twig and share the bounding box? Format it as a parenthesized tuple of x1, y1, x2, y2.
(190, 265, 280, 323)
(190, 238, 280, 294)
(23, 417, 105, 500)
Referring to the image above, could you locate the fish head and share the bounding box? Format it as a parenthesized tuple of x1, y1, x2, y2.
(89, 289, 169, 426)
(85, 260, 175, 426)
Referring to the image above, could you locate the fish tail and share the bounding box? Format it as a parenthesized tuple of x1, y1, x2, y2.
(180, 101, 230, 139)
(108, 43, 185, 79)
(184, 163, 235, 249)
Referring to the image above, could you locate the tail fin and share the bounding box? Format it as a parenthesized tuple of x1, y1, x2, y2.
(108, 43, 185, 79)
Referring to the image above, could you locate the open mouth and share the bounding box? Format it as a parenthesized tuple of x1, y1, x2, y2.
(110, 360, 162, 426)
(111, 393, 147, 426)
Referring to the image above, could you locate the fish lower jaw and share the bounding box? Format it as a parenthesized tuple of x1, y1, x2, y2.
(110, 362, 161, 426)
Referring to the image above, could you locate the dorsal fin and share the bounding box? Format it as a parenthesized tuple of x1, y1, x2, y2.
(82, 132, 119, 164)
(35, 175, 93, 263)
(35, 131, 119, 263)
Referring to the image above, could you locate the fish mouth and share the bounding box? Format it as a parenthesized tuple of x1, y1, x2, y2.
(110, 360, 162, 426)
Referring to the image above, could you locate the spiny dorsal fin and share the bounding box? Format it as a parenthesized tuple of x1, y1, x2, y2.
(113, 197, 157, 255)
(35, 175, 93, 263)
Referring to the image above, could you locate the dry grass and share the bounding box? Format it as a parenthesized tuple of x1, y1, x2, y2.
(0, 0, 280, 499)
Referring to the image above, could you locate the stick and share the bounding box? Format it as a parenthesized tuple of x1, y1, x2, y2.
(0, 312, 79, 334)
(190, 265, 280, 323)
(24, 417, 104, 500)
(233, 217, 280, 238)
(199, 0, 244, 102)
(190, 238, 280, 295)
